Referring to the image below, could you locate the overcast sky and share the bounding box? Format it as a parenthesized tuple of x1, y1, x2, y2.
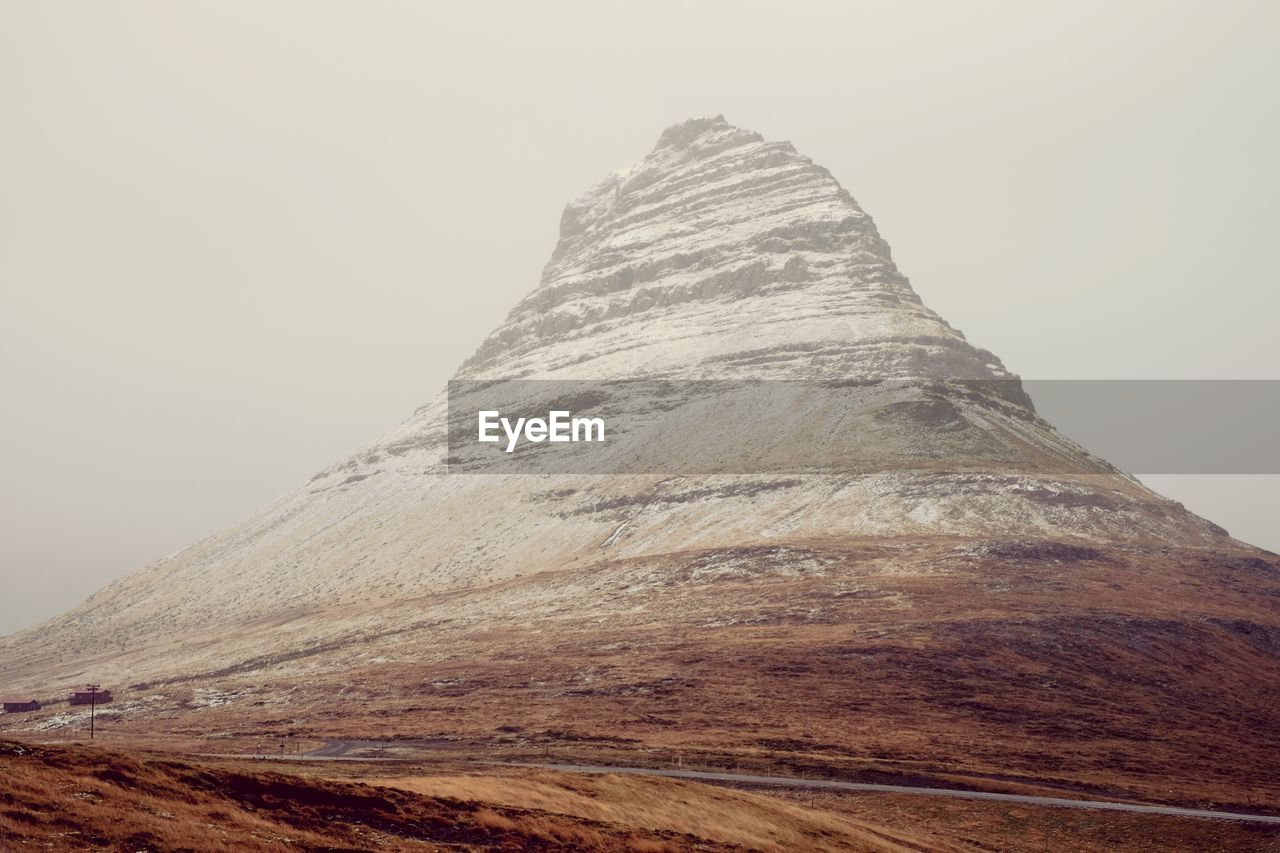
(2, 0, 1277, 635)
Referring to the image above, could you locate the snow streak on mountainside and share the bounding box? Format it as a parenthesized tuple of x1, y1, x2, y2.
(0, 117, 1236, 688)
(458, 116, 1008, 381)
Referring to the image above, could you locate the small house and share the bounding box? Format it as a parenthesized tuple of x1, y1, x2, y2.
(69, 688, 112, 706)
(2, 699, 40, 713)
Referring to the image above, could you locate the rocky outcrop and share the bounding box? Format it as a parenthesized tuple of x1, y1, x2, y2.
(460, 116, 1004, 382)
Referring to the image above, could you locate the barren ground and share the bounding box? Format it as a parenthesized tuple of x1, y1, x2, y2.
(4, 538, 1279, 849)
(4, 740, 1280, 851)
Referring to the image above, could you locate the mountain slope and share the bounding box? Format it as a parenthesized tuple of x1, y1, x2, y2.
(1, 118, 1276, 811)
(0, 117, 1234, 681)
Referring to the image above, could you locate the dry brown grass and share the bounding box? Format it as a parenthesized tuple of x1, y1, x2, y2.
(802, 789, 1280, 853)
(373, 770, 956, 852)
(59, 539, 1273, 813)
(0, 740, 745, 851)
(4, 538, 1278, 849)
(365, 766, 1280, 852)
(3, 739, 1277, 851)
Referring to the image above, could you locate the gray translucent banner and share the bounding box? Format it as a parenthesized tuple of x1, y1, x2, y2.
(446, 379, 1280, 475)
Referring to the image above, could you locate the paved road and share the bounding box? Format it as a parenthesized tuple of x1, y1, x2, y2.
(504, 762, 1280, 825)
(210, 740, 1280, 825)
(201, 738, 456, 762)
(206, 752, 404, 762)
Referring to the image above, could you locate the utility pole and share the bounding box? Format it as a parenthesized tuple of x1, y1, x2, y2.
(85, 684, 101, 740)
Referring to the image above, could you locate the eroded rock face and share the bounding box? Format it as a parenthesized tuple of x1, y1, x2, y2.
(0, 117, 1245, 688)
(461, 115, 1008, 382)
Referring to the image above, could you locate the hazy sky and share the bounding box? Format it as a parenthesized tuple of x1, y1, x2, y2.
(2, 1, 1277, 635)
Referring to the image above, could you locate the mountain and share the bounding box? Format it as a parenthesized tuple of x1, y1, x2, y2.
(2, 117, 1277, 810)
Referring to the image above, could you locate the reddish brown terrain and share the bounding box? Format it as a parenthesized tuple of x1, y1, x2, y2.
(0, 739, 960, 851)
(7, 537, 1279, 848)
(114, 539, 1280, 811)
(3, 739, 1278, 852)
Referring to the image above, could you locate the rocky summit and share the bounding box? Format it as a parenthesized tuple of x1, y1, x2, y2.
(2, 118, 1277, 811)
(461, 115, 1005, 381)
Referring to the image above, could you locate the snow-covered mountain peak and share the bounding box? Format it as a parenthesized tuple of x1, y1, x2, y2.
(652, 114, 764, 153)
(466, 116, 1008, 382)
(0, 119, 1243, 694)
